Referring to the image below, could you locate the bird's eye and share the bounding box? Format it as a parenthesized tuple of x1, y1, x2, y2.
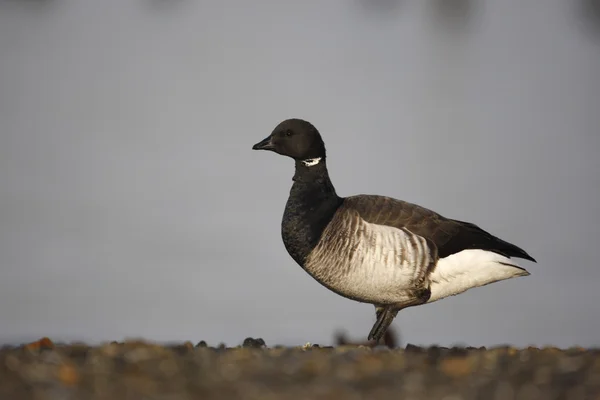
(285, 130, 293, 137)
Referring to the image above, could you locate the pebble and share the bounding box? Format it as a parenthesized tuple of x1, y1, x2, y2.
(242, 337, 266, 348)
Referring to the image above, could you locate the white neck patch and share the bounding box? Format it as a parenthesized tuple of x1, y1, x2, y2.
(301, 157, 322, 167)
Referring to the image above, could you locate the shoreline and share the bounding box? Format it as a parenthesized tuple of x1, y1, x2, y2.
(0, 337, 598, 399)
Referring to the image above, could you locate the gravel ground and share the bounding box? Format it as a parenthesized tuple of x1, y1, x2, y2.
(1, 337, 599, 400)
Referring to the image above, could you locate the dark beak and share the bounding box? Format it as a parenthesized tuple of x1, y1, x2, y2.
(252, 135, 274, 151)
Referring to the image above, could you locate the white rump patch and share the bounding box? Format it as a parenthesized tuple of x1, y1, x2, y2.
(301, 157, 321, 167)
(428, 249, 530, 303)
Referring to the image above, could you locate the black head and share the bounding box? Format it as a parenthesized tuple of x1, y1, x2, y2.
(252, 119, 326, 160)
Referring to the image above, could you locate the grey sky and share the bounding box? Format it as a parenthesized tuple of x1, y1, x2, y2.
(1, 0, 599, 348)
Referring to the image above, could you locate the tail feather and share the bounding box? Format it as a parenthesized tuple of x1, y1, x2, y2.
(449, 219, 537, 263)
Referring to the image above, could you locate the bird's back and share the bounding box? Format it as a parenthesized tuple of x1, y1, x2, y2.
(342, 194, 536, 262)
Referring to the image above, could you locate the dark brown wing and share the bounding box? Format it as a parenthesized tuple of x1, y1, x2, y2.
(343, 195, 536, 262)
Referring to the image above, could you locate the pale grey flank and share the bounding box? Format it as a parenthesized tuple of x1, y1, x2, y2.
(0, 1, 599, 348)
(304, 204, 434, 305)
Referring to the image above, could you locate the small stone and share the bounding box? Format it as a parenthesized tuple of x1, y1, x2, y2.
(427, 346, 443, 364)
(196, 340, 208, 348)
(158, 358, 179, 377)
(541, 346, 561, 353)
(439, 356, 475, 378)
(23, 337, 55, 352)
(66, 344, 90, 362)
(372, 345, 391, 353)
(566, 346, 587, 355)
(39, 349, 65, 365)
(124, 347, 153, 363)
(405, 343, 423, 353)
(558, 356, 585, 374)
(170, 342, 194, 355)
(100, 343, 120, 357)
(448, 347, 469, 357)
(334, 345, 361, 353)
(58, 364, 79, 386)
(242, 338, 266, 348)
(4, 354, 20, 371)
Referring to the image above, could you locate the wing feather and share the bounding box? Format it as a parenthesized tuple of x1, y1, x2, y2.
(342, 195, 536, 262)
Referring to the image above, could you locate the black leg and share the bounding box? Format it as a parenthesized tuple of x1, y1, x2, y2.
(375, 306, 385, 321)
(368, 307, 398, 342)
(368, 288, 432, 343)
(370, 306, 386, 343)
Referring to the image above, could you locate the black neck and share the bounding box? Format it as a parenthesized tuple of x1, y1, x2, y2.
(282, 158, 343, 266)
(292, 158, 329, 183)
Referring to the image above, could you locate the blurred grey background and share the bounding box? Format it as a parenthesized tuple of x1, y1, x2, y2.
(1, 0, 599, 348)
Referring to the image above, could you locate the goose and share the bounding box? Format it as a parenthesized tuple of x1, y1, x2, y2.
(252, 118, 536, 343)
